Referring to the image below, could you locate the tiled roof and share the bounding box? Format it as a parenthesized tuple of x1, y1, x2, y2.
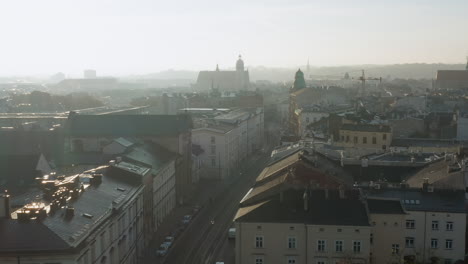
(65, 114, 191, 137)
(236, 189, 370, 226)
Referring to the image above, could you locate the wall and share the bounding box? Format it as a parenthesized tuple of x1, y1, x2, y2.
(236, 222, 371, 264)
(338, 130, 392, 150)
(403, 211, 466, 263)
(370, 213, 406, 264)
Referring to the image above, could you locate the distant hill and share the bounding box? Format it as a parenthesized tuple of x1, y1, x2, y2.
(125, 64, 466, 83)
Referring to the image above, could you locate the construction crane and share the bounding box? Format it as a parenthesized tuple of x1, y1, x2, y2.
(352, 70, 382, 96)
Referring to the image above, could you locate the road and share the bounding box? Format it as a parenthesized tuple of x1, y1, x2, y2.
(159, 152, 271, 264)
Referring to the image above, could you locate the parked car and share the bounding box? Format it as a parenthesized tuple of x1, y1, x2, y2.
(156, 243, 170, 256)
(182, 214, 192, 224)
(162, 241, 172, 248)
(165, 236, 174, 243)
(192, 205, 201, 214)
(228, 228, 236, 239)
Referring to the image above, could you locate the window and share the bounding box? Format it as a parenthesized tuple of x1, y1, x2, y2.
(317, 240, 326, 252)
(406, 220, 415, 229)
(392, 244, 400, 255)
(363, 137, 367, 144)
(432, 221, 439, 230)
(306, 117, 310, 123)
(445, 239, 453, 249)
(405, 237, 414, 248)
(210, 136, 215, 144)
(211, 158, 216, 167)
(370, 233, 374, 245)
(288, 236, 297, 249)
(346, 135, 350, 142)
(353, 241, 361, 253)
(431, 239, 438, 249)
(255, 236, 264, 248)
(353, 136, 358, 143)
(446, 221, 453, 231)
(255, 256, 264, 264)
(287, 256, 297, 264)
(210, 145, 216, 155)
(372, 137, 377, 144)
(341, 135, 344, 141)
(383, 134, 387, 140)
(335, 240, 343, 252)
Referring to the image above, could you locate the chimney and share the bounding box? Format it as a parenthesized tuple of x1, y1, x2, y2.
(303, 190, 308, 211)
(422, 178, 430, 192)
(0, 192, 11, 219)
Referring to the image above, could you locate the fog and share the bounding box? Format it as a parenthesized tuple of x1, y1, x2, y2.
(0, 0, 467, 76)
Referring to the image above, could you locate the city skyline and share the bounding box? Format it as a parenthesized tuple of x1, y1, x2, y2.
(0, 0, 467, 76)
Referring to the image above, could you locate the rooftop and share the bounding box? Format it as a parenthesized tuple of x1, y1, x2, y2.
(340, 123, 391, 133)
(364, 187, 465, 213)
(236, 189, 370, 226)
(65, 114, 191, 137)
(0, 168, 142, 253)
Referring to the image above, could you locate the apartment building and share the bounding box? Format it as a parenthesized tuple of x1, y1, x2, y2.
(0, 168, 145, 264)
(191, 108, 264, 179)
(366, 187, 466, 264)
(235, 189, 371, 264)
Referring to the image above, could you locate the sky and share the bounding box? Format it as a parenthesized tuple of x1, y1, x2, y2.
(0, 0, 467, 76)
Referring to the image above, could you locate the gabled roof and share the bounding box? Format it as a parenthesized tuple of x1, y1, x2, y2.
(405, 159, 464, 190)
(236, 189, 370, 226)
(65, 114, 191, 137)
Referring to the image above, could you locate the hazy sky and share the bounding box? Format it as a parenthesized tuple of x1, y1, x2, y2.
(1, 0, 467, 76)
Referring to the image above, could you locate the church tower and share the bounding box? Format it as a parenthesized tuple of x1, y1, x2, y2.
(236, 55, 245, 71)
(292, 69, 306, 91)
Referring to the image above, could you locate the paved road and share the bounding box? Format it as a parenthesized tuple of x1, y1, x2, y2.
(158, 153, 271, 264)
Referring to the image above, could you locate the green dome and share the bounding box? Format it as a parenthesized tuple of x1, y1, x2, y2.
(293, 69, 306, 90)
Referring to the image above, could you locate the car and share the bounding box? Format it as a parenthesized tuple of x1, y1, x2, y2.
(228, 228, 236, 239)
(156, 243, 170, 256)
(192, 205, 201, 214)
(215, 262, 225, 264)
(182, 214, 192, 224)
(162, 241, 172, 248)
(165, 236, 175, 243)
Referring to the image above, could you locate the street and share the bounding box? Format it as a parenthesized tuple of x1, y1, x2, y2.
(152, 152, 271, 264)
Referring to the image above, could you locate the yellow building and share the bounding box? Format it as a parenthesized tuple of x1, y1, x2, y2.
(338, 124, 392, 150)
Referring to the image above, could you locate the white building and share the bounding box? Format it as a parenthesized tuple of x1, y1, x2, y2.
(367, 187, 466, 264)
(192, 108, 264, 179)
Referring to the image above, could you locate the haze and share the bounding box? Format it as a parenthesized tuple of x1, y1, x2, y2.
(1, 0, 467, 76)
